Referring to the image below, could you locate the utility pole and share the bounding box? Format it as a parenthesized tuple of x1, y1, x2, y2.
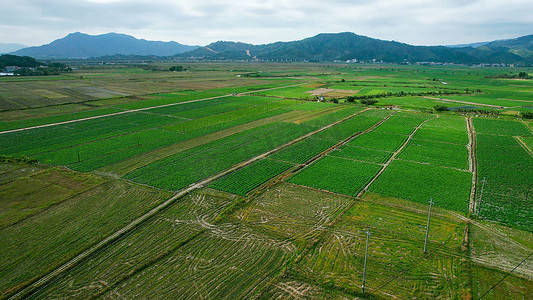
(362, 228, 371, 295)
(424, 198, 434, 254)
(477, 177, 487, 216)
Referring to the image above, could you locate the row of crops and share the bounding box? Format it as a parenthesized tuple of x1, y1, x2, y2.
(473, 118, 533, 230)
(207, 109, 392, 195)
(0, 96, 313, 172)
(124, 106, 368, 191)
(288, 112, 428, 196)
(286, 113, 474, 213)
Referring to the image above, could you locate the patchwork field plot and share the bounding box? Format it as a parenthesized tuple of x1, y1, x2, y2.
(283, 200, 469, 299)
(374, 111, 430, 135)
(474, 118, 533, 230)
(2, 63, 532, 299)
(289, 156, 382, 196)
(0, 164, 171, 298)
(329, 145, 391, 164)
(27, 189, 290, 299)
(347, 130, 407, 152)
(209, 158, 294, 195)
(413, 116, 469, 145)
(369, 160, 472, 212)
(398, 139, 469, 170)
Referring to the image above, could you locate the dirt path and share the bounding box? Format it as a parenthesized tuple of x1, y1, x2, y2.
(423, 96, 506, 108)
(0, 82, 310, 136)
(356, 116, 434, 198)
(467, 117, 478, 214)
(7, 106, 369, 300)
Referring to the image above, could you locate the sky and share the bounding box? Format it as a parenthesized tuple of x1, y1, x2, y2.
(1, 0, 532, 47)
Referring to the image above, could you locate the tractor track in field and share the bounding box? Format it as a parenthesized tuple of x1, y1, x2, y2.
(0, 82, 310, 135)
(356, 116, 434, 198)
(7, 106, 372, 300)
(467, 117, 478, 215)
(515, 136, 533, 158)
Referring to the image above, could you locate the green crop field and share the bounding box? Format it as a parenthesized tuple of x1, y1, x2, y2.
(329, 145, 392, 164)
(369, 160, 472, 212)
(398, 138, 470, 170)
(474, 119, 533, 230)
(209, 158, 294, 195)
(288, 156, 382, 196)
(1, 62, 532, 299)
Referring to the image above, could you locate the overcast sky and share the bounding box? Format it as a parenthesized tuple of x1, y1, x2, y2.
(1, 0, 532, 47)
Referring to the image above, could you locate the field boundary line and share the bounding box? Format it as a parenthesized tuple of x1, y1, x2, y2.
(514, 136, 533, 158)
(467, 117, 478, 215)
(0, 82, 310, 135)
(356, 116, 434, 198)
(7, 105, 367, 300)
(423, 96, 506, 108)
(250, 110, 396, 199)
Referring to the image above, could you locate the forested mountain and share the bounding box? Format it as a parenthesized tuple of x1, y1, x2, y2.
(12, 32, 199, 58)
(177, 32, 533, 64)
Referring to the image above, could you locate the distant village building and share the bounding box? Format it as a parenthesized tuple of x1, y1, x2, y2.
(5, 66, 19, 72)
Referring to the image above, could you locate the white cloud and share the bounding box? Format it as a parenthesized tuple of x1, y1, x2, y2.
(0, 0, 531, 46)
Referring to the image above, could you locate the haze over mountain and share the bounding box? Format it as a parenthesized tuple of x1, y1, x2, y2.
(0, 43, 27, 54)
(12, 32, 198, 58)
(176, 32, 533, 64)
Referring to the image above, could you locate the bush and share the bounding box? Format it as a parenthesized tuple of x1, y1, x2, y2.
(360, 99, 378, 105)
(434, 105, 449, 112)
(520, 111, 533, 119)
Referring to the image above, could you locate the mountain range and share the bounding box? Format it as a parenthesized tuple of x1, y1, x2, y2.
(10, 32, 533, 64)
(12, 32, 198, 58)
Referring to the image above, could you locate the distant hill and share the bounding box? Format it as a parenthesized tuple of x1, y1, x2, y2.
(0, 43, 27, 54)
(12, 32, 199, 58)
(177, 32, 533, 65)
(0, 54, 42, 69)
(446, 41, 490, 48)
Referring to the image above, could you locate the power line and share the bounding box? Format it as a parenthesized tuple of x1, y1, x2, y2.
(477, 252, 533, 299)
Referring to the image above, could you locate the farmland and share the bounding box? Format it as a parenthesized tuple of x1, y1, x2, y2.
(1, 62, 532, 299)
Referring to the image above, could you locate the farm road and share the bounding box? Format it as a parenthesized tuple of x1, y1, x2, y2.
(8, 105, 368, 300)
(466, 117, 479, 215)
(0, 82, 310, 135)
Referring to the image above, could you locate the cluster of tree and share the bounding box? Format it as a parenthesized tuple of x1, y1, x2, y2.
(169, 65, 189, 72)
(487, 72, 531, 79)
(451, 108, 501, 115)
(434, 105, 449, 112)
(0, 54, 41, 69)
(1, 54, 71, 75)
(344, 89, 476, 102)
(521, 111, 533, 119)
(14, 65, 71, 76)
(344, 96, 378, 105)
